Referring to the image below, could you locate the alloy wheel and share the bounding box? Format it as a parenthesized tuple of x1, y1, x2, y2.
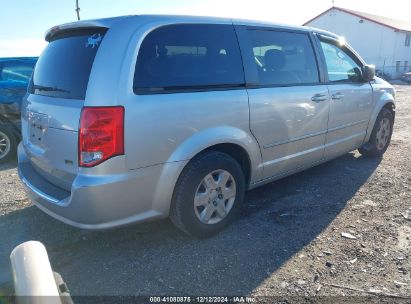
(194, 169, 237, 225)
(376, 118, 391, 150)
(0, 131, 11, 160)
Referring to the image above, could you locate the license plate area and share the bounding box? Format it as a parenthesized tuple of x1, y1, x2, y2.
(28, 111, 49, 148)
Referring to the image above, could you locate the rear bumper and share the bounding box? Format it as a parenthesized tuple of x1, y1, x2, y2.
(18, 143, 185, 229)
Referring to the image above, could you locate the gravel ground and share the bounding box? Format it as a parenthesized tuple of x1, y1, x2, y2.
(0, 85, 410, 302)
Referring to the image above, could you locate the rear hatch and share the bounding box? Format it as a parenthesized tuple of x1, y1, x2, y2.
(22, 27, 107, 191)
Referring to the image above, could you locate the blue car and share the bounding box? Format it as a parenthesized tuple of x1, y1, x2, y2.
(0, 57, 37, 162)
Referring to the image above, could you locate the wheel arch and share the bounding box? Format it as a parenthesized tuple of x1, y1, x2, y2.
(200, 143, 252, 187)
(165, 126, 263, 186)
(364, 94, 396, 143)
(152, 127, 263, 217)
(383, 101, 396, 115)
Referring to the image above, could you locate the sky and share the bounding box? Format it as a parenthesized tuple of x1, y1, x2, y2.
(0, 0, 410, 57)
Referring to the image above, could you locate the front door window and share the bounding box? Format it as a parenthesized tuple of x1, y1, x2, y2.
(320, 41, 362, 83)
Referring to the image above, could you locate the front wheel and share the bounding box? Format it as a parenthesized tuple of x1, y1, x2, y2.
(359, 108, 394, 157)
(170, 151, 245, 238)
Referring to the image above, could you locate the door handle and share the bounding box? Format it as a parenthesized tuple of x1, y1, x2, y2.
(332, 93, 345, 100)
(311, 94, 328, 102)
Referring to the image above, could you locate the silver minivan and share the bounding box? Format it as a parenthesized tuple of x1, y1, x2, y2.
(18, 15, 395, 237)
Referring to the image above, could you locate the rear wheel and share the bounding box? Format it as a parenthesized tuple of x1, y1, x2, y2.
(359, 108, 394, 157)
(0, 125, 17, 164)
(170, 151, 245, 238)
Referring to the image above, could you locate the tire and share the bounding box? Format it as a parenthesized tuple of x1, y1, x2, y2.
(170, 151, 245, 238)
(359, 108, 394, 157)
(0, 124, 18, 164)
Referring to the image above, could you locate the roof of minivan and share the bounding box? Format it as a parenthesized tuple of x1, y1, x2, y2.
(45, 14, 339, 40)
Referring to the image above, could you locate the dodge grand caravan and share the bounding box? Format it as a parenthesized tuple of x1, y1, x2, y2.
(18, 15, 395, 238)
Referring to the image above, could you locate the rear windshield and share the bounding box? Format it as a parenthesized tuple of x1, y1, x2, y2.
(29, 28, 106, 100)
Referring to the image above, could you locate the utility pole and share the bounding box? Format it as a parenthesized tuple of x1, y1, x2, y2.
(75, 0, 81, 21)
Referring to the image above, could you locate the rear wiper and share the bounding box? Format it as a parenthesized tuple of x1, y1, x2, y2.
(32, 85, 70, 93)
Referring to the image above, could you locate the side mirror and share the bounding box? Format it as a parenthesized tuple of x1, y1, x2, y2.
(362, 64, 376, 82)
(350, 67, 362, 82)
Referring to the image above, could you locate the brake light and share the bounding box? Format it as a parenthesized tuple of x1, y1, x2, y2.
(79, 106, 124, 167)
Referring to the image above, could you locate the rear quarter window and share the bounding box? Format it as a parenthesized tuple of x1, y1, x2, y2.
(133, 24, 245, 94)
(29, 28, 106, 100)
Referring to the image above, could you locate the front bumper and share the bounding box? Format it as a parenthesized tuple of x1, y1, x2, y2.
(18, 143, 183, 229)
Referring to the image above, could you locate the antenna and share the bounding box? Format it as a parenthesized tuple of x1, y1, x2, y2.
(75, 0, 81, 21)
(332, 0, 335, 7)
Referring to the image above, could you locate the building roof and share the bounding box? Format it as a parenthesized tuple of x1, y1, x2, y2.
(304, 6, 411, 32)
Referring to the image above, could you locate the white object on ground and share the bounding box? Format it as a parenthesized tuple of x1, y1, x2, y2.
(10, 241, 61, 304)
(341, 232, 357, 240)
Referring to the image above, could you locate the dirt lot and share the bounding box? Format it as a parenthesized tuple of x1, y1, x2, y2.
(0, 85, 410, 303)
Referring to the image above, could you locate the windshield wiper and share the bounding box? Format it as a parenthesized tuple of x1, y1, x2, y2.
(32, 85, 70, 93)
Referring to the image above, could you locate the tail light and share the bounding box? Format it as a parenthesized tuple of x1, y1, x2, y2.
(79, 106, 124, 167)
